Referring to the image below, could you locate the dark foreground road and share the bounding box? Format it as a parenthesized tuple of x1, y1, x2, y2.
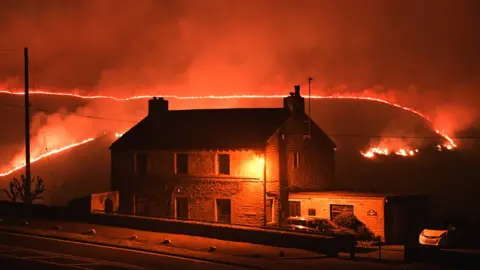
(0, 231, 248, 270)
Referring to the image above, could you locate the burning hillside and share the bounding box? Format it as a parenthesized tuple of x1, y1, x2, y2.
(0, 1, 477, 166)
(0, 137, 95, 177)
(0, 134, 113, 206)
(0, 89, 457, 162)
(0, 90, 467, 210)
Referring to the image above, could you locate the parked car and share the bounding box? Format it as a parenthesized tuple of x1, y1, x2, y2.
(281, 216, 355, 237)
(419, 218, 478, 248)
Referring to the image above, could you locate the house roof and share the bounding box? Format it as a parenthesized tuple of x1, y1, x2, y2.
(110, 108, 292, 151)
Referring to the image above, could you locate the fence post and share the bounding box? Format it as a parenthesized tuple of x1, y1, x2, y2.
(377, 236, 382, 261)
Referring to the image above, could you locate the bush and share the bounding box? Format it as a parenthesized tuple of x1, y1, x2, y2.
(356, 224, 375, 241)
(333, 212, 363, 230)
(333, 212, 375, 241)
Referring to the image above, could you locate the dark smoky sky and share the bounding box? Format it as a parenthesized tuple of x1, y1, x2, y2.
(0, 0, 478, 96)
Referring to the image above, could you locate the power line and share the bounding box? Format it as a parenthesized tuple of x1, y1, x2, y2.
(327, 134, 478, 139)
(0, 48, 21, 55)
(0, 102, 138, 123)
(33, 105, 138, 123)
(0, 102, 479, 139)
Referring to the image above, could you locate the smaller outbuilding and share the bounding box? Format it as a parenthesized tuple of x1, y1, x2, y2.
(288, 191, 428, 244)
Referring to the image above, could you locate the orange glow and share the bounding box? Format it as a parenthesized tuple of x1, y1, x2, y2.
(115, 132, 124, 138)
(0, 138, 95, 177)
(0, 88, 456, 145)
(244, 156, 265, 178)
(0, 89, 457, 160)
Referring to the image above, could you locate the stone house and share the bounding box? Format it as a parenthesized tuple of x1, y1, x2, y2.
(109, 85, 336, 226)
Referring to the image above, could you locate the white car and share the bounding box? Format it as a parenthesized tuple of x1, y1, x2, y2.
(419, 221, 461, 248)
(419, 228, 452, 247)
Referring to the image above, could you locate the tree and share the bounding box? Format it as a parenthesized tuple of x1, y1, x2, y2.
(3, 174, 46, 204)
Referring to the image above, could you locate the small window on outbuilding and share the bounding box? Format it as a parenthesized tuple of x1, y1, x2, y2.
(308, 208, 316, 216)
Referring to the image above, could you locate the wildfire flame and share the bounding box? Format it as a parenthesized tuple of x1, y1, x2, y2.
(0, 138, 95, 177)
(361, 147, 419, 159)
(0, 89, 457, 162)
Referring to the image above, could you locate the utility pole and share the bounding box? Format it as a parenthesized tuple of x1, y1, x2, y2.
(24, 47, 32, 204)
(263, 151, 267, 227)
(308, 77, 312, 139)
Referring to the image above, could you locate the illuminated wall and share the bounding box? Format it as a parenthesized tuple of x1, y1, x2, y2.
(112, 148, 275, 225)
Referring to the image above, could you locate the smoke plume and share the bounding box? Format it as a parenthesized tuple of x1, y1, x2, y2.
(0, 0, 479, 161)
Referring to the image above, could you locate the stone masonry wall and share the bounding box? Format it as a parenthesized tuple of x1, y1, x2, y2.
(113, 149, 271, 226)
(175, 177, 264, 226)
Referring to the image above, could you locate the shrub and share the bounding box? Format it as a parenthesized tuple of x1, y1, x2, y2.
(333, 212, 363, 230)
(356, 224, 376, 241)
(333, 212, 375, 241)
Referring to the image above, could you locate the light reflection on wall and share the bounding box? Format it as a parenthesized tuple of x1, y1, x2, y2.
(243, 155, 265, 179)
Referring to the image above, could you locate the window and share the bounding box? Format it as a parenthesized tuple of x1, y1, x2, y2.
(134, 153, 148, 175)
(330, 204, 354, 220)
(266, 198, 274, 223)
(175, 153, 188, 174)
(292, 152, 300, 168)
(217, 154, 230, 175)
(308, 208, 316, 216)
(289, 201, 301, 217)
(175, 197, 189, 219)
(216, 199, 231, 223)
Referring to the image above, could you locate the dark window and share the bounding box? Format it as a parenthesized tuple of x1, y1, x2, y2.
(266, 199, 274, 223)
(330, 204, 354, 220)
(293, 152, 300, 168)
(216, 199, 231, 223)
(135, 153, 148, 174)
(308, 208, 316, 216)
(218, 154, 230, 175)
(175, 197, 189, 219)
(175, 153, 188, 174)
(289, 201, 301, 217)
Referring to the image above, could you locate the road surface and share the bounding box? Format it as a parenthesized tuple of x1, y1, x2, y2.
(0, 231, 249, 270)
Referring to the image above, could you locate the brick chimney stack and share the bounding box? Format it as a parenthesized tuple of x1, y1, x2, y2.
(148, 97, 169, 116)
(283, 85, 305, 114)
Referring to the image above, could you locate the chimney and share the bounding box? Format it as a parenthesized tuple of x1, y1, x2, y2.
(148, 97, 169, 116)
(294, 85, 300, 96)
(283, 85, 305, 114)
